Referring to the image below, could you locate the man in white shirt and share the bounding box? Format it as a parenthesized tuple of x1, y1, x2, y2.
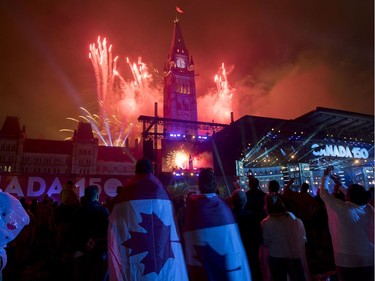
(320, 166, 374, 281)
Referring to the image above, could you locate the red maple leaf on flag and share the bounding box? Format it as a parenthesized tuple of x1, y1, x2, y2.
(7, 222, 16, 230)
(176, 7, 184, 14)
(122, 212, 175, 275)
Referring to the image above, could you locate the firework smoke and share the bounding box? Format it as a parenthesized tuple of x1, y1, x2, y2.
(197, 63, 234, 124)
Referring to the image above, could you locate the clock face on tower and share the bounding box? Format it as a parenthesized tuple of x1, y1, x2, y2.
(176, 58, 186, 68)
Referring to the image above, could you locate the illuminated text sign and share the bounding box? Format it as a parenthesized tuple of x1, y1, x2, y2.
(311, 143, 369, 159)
(0, 175, 129, 201)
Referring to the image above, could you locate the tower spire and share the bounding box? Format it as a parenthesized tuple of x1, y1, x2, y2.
(169, 18, 188, 59)
(163, 18, 198, 134)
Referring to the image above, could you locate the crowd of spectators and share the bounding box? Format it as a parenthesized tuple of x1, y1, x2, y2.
(1, 161, 373, 281)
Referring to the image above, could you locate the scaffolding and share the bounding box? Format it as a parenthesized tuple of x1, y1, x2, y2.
(137, 103, 229, 174)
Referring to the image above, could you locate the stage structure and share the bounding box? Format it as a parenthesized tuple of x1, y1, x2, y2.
(212, 107, 374, 194)
(138, 102, 228, 175)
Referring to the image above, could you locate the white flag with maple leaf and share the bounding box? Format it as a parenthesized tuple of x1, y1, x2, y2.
(183, 194, 252, 280)
(107, 174, 188, 281)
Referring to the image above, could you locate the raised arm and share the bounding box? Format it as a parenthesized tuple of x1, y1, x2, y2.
(282, 178, 295, 196)
(330, 174, 348, 198)
(319, 166, 347, 209)
(320, 166, 332, 191)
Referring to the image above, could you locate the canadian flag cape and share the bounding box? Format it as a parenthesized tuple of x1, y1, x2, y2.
(107, 173, 188, 281)
(183, 194, 252, 281)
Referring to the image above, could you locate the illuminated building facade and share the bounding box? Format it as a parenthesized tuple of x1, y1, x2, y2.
(0, 116, 140, 200)
(140, 18, 219, 176)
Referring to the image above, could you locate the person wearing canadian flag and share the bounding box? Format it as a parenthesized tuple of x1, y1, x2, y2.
(183, 168, 252, 280)
(107, 158, 188, 281)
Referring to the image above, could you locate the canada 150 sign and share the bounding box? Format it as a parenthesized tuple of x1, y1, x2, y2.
(311, 143, 369, 159)
(0, 175, 128, 200)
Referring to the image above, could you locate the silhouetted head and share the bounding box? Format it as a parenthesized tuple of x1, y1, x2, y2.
(264, 193, 286, 215)
(248, 177, 260, 190)
(301, 183, 310, 193)
(198, 168, 216, 194)
(60, 180, 79, 205)
(268, 180, 280, 193)
(231, 189, 247, 209)
(135, 158, 153, 174)
(85, 185, 99, 202)
(116, 185, 125, 195)
(346, 184, 372, 206)
(64, 180, 75, 189)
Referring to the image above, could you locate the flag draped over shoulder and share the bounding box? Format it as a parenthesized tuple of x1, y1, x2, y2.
(183, 194, 252, 281)
(107, 174, 188, 281)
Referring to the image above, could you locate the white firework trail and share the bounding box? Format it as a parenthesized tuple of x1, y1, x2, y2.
(214, 62, 233, 102)
(197, 63, 234, 124)
(61, 36, 163, 147)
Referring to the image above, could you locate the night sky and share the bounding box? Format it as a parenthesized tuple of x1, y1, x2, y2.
(0, 0, 373, 140)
